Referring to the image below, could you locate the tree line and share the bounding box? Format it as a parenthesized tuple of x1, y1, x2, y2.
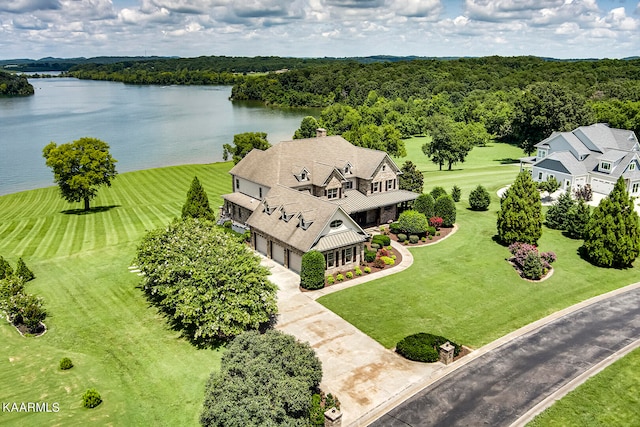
(0, 71, 34, 96)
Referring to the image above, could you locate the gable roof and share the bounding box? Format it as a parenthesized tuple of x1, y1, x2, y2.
(229, 135, 394, 188)
(246, 185, 366, 253)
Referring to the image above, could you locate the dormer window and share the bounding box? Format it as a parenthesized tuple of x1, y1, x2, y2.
(601, 161, 611, 172)
(298, 215, 313, 230)
(263, 201, 277, 215)
(343, 163, 352, 175)
(537, 149, 547, 159)
(280, 208, 294, 222)
(629, 162, 636, 171)
(301, 171, 308, 181)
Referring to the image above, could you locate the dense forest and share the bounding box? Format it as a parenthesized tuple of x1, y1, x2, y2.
(0, 71, 34, 96)
(54, 55, 640, 162)
(65, 56, 340, 85)
(230, 56, 640, 161)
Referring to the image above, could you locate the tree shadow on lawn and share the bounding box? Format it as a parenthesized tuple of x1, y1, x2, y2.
(495, 157, 521, 164)
(61, 205, 120, 215)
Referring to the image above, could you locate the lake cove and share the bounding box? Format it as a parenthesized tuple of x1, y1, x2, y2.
(0, 78, 318, 195)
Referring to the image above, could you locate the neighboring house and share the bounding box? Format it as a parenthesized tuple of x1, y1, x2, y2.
(529, 123, 640, 197)
(220, 130, 418, 274)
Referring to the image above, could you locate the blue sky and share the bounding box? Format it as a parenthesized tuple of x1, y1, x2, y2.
(0, 0, 638, 60)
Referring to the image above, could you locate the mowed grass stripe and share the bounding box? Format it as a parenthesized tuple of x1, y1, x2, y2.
(0, 219, 32, 254)
(31, 214, 65, 259)
(10, 216, 49, 258)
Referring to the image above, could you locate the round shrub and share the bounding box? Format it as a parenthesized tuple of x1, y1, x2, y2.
(326, 275, 335, 285)
(389, 222, 402, 235)
(59, 357, 74, 370)
(395, 333, 461, 362)
(336, 274, 344, 282)
(397, 233, 407, 242)
(370, 243, 380, 250)
(82, 388, 102, 409)
(363, 266, 371, 274)
(300, 251, 326, 290)
(434, 195, 456, 227)
(469, 185, 491, 211)
(364, 249, 377, 263)
(427, 226, 436, 236)
(371, 234, 390, 247)
(430, 186, 447, 201)
(380, 256, 395, 265)
(397, 210, 429, 235)
(414, 193, 435, 218)
(345, 271, 353, 279)
(354, 267, 362, 276)
(409, 235, 419, 244)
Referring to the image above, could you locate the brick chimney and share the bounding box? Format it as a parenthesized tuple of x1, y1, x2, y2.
(316, 128, 327, 138)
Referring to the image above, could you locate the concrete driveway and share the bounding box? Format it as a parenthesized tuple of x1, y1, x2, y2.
(371, 284, 640, 427)
(264, 241, 450, 426)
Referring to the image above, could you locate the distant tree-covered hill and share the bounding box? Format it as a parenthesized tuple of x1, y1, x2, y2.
(0, 71, 34, 96)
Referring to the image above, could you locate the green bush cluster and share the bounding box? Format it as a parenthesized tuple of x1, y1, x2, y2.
(397, 210, 429, 235)
(309, 392, 341, 427)
(82, 388, 102, 409)
(409, 235, 419, 244)
(300, 251, 326, 290)
(371, 234, 390, 247)
(397, 233, 407, 242)
(364, 248, 377, 262)
(59, 357, 74, 370)
(395, 333, 461, 363)
(389, 222, 402, 234)
(380, 256, 395, 266)
(0, 274, 46, 334)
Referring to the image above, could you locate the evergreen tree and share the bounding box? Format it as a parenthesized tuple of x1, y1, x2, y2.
(451, 185, 461, 202)
(0, 256, 13, 280)
(181, 176, 215, 221)
(15, 258, 35, 282)
(413, 193, 435, 218)
(565, 199, 591, 239)
(468, 185, 491, 211)
(496, 171, 543, 245)
(544, 191, 574, 230)
(434, 195, 457, 227)
(398, 160, 424, 193)
(582, 177, 640, 267)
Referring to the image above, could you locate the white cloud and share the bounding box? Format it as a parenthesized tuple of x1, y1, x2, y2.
(0, 0, 60, 13)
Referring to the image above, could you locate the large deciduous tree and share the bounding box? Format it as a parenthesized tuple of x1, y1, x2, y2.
(512, 82, 593, 155)
(43, 137, 117, 211)
(581, 177, 640, 268)
(497, 171, 543, 245)
(182, 176, 215, 221)
(422, 115, 475, 171)
(223, 132, 271, 164)
(399, 160, 424, 193)
(134, 218, 277, 344)
(293, 116, 320, 139)
(201, 330, 322, 427)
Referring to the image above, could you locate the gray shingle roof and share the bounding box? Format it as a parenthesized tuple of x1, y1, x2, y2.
(312, 229, 366, 252)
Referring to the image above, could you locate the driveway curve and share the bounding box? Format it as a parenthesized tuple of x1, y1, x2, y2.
(371, 285, 640, 427)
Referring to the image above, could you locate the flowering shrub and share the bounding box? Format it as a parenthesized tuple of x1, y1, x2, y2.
(372, 258, 386, 269)
(379, 248, 390, 257)
(508, 242, 557, 279)
(429, 217, 443, 229)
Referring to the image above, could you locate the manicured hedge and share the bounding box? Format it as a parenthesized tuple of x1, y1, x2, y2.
(300, 251, 326, 290)
(371, 234, 390, 247)
(395, 333, 461, 363)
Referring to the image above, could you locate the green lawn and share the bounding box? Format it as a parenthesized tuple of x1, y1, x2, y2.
(528, 347, 640, 426)
(320, 139, 639, 349)
(0, 163, 231, 425)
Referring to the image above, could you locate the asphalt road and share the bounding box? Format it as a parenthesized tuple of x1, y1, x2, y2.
(371, 286, 640, 427)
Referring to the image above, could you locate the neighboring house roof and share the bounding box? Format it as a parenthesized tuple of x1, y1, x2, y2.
(246, 185, 366, 253)
(228, 135, 396, 189)
(336, 189, 419, 214)
(533, 124, 640, 188)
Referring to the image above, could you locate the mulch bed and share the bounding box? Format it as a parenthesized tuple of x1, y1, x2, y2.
(5, 316, 46, 337)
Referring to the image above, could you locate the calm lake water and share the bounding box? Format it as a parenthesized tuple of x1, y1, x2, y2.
(0, 78, 318, 196)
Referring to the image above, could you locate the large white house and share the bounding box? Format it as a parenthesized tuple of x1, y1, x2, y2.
(220, 130, 418, 274)
(530, 123, 640, 197)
